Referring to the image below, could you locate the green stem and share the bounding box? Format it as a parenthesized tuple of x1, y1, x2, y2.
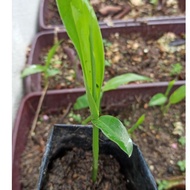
(92, 125, 99, 182)
(164, 102, 171, 114)
(82, 116, 92, 125)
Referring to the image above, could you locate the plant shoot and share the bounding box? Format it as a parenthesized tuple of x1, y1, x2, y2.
(56, 0, 133, 182)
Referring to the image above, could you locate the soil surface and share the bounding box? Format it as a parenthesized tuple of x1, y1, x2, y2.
(43, 148, 127, 190)
(45, 0, 185, 27)
(20, 97, 185, 189)
(35, 32, 185, 90)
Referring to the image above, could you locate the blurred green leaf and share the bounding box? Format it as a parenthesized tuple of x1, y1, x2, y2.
(178, 136, 185, 146)
(128, 114, 145, 134)
(169, 85, 185, 105)
(177, 160, 185, 172)
(74, 94, 88, 110)
(21, 65, 45, 78)
(102, 73, 150, 92)
(46, 69, 60, 77)
(105, 59, 111, 66)
(46, 40, 63, 68)
(149, 93, 167, 106)
(170, 63, 182, 76)
(150, 0, 158, 6)
(165, 80, 175, 97)
(157, 180, 169, 190)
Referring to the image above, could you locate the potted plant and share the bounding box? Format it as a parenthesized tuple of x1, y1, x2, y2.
(13, 0, 186, 189)
(38, 0, 185, 31)
(35, 0, 184, 188)
(23, 17, 185, 94)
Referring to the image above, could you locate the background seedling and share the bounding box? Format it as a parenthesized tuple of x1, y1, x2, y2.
(178, 136, 185, 146)
(128, 114, 145, 134)
(157, 180, 169, 190)
(103, 38, 112, 48)
(104, 59, 111, 67)
(21, 40, 63, 136)
(148, 80, 185, 114)
(157, 177, 185, 190)
(21, 40, 63, 86)
(74, 73, 151, 110)
(68, 112, 82, 123)
(177, 160, 185, 172)
(170, 63, 182, 77)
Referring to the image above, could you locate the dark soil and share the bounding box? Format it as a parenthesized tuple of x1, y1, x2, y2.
(43, 148, 127, 190)
(37, 32, 185, 90)
(45, 0, 185, 27)
(20, 98, 185, 189)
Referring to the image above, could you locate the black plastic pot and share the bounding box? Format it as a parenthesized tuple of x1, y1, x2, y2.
(37, 124, 157, 190)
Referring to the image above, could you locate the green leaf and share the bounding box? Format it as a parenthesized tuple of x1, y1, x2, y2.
(92, 115, 133, 156)
(149, 93, 167, 106)
(157, 180, 169, 190)
(177, 160, 185, 172)
(128, 114, 145, 134)
(178, 136, 185, 146)
(150, 0, 158, 6)
(169, 85, 185, 105)
(102, 73, 150, 92)
(46, 40, 63, 69)
(56, 0, 105, 118)
(21, 65, 45, 78)
(53, 60, 62, 65)
(165, 80, 175, 97)
(46, 69, 60, 77)
(170, 63, 182, 76)
(105, 59, 111, 66)
(74, 94, 88, 110)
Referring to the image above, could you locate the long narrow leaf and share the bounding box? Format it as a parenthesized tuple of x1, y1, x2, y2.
(92, 115, 133, 156)
(21, 65, 45, 78)
(56, 0, 104, 118)
(46, 40, 63, 69)
(74, 73, 150, 110)
(102, 73, 150, 92)
(165, 80, 175, 97)
(128, 114, 145, 134)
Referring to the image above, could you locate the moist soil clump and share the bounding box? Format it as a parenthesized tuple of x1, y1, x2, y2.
(43, 148, 128, 190)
